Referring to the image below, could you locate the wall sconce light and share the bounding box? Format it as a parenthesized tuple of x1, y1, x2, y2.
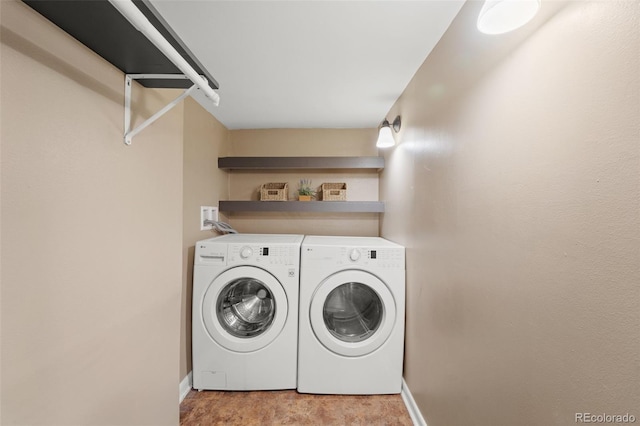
(477, 0, 541, 34)
(376, 116, 401, 148)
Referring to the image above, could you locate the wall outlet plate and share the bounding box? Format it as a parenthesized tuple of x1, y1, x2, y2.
(200, 206, 219, 231)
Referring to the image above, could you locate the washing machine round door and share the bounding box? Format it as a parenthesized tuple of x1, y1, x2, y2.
(310, 270, 396, 357)
(202, 266, 288, 353)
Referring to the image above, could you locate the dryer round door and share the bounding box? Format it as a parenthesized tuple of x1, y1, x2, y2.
(202, 266, 288, 353)
(309, 270, 396, 357)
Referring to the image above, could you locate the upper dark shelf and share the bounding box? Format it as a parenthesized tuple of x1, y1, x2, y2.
(218, 157, 385, 170)
(23, 0, 218, 90)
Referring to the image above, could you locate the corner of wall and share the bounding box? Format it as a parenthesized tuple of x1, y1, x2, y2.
(180, 98, 231, 382)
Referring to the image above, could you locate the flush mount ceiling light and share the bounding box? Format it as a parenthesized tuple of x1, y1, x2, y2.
(376, 116, 401, 148)
(477, 0, 541, 34)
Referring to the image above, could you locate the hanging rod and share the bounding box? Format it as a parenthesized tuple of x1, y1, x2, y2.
(108, 0, 220, 106)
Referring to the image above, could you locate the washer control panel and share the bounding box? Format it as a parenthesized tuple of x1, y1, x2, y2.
(229, 244, 298, 266)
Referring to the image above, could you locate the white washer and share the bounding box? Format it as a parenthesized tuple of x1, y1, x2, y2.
(298, 236, 405, 394)
(192, 234, 303, 391)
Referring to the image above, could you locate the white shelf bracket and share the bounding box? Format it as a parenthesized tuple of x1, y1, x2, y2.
(123, 74, 198, 146)
(108, 0, 220, 145)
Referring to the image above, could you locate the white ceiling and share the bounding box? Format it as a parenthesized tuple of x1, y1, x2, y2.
(149, 0, 465, 130)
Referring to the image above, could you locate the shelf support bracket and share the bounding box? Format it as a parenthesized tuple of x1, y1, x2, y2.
(124, 74, 198, 146)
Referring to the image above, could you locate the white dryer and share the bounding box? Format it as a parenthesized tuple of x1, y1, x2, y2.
(298, 236, 405, 394)
(192, 234, 303, 391)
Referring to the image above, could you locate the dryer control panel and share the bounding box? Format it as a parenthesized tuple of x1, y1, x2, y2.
(228, 244, 298, 266)
(304, 246, 404, 269)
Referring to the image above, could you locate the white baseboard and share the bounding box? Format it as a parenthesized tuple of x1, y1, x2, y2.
(179, 371, 193, 403)
(401, 378, 427, 426)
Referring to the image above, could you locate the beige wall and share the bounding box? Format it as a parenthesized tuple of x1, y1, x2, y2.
(380, 1, 640, 425)
(228, 128, 380, 236)
(1, 1, 183, 424)
(181, 98, 230, 381)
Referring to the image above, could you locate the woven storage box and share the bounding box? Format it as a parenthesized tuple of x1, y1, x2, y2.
(260, 182, 288, 201)
(321, 183, 347, 201)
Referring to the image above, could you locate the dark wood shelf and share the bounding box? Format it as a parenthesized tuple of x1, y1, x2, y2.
(23, 0, 218, 90)
(219, 201, 385, 213)
(218, 156, 384, 170)
(218, 156, 385, 214)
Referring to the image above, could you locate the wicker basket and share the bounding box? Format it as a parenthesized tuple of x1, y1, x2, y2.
(320, 183, 347, 201)
(260, 182, 288, 201)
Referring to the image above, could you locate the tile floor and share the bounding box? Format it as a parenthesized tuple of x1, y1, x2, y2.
(180, 389, 413, 425)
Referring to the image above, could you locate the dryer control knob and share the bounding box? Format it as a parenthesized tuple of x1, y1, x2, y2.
(349, 249, 361, 261)
(240, 246, 253, 259)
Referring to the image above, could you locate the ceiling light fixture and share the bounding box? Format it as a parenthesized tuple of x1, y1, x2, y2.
(376, 116, 401, 148)
(477, 0, 541, 35)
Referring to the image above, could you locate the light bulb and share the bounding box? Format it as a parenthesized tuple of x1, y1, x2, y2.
(477, 0, 540, 35)
(376, 125, 395, 148)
